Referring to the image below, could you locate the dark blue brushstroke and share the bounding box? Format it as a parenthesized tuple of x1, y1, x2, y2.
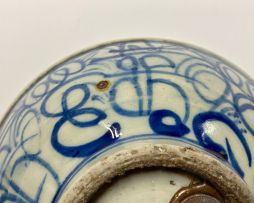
(192, 111, 252, 173)
(234, 93, 254, 136)
(0, 193, 26, 203)
(149, 109, 190, 137)
(1, 40, 254, 203)
(51, 122, 120, 157)
(225, 138, 244, 177)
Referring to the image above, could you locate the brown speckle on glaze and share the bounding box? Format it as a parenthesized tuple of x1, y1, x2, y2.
(96, 80, 110, 91)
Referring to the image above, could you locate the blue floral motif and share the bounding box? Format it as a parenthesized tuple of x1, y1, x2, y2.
(0, 39, 254, 202)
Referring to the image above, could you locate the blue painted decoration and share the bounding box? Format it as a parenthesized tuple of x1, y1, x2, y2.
(0, 39, 254, 202)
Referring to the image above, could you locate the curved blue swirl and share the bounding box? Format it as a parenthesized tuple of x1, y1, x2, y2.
(149, 109, 190, 137)
(51, 121, 120, 157)
(192, 111, 252, 176)
(234, 93, 254, 136)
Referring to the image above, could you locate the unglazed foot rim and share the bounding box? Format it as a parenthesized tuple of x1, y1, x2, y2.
(59, 143, 254, 203)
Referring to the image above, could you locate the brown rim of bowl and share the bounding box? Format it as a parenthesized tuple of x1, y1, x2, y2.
(58, 142, 254, 203)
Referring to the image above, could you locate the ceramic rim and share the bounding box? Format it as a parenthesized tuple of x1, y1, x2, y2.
(58, 142, 254, 203)
(1, 38, 253, 128)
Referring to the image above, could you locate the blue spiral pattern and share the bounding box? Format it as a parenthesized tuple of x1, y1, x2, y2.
(0, 39, 254, 202)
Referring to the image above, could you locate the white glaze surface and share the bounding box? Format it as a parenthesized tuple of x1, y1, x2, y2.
(0, 39, 254, 202)
(93, 169, 192, 203)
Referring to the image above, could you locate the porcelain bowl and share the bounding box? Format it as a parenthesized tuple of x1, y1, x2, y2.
(0, 39, 254, 203)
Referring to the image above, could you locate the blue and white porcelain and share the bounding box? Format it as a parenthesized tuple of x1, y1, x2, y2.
(0, 39, 254, 203)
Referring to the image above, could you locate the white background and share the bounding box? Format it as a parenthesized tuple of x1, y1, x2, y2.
(0, 0, 254, 120)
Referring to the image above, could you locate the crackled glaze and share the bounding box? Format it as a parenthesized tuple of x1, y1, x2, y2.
(0, 39, 254, 202)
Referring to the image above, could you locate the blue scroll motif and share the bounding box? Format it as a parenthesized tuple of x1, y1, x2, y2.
(43, 40, 253, 179)
(41, 83, 120, 157)
(52, 117, 120, 157)
(1, 40, 254, 202)
(193, 111, 252, 177)
(7, 154, 60, 203)
(233, 93, 254, 136)
(0, 106, 60, 202)
(149, 109, 190, 137)
(0, 59, 95, 202)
